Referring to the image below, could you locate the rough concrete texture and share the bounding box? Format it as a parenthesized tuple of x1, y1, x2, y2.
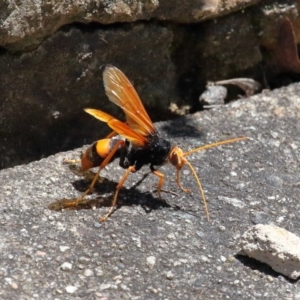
(0, 83, 300, 298)
(0, 0, 259, 49)
(240, 224, 300, 279)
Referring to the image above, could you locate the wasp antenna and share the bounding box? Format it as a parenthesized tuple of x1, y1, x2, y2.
(183, 158, 210, 221)
(183, 136, 248, 157)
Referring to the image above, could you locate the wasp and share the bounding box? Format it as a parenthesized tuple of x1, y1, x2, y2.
(67, 65, 247, 222)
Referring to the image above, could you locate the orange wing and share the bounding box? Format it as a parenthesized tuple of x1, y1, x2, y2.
(103, 65, 156, 137)
(85, 109, 147, 147)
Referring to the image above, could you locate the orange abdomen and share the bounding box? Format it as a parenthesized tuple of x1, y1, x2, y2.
(81, 139, 122, 171)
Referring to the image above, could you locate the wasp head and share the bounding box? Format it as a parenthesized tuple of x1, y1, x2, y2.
(168, 146, 186, 170)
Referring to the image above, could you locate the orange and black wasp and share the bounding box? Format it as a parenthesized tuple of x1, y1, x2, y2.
(66, 65, 247, 222)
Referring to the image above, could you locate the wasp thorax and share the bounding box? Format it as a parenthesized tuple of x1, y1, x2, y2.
(168, 146, 185, 169)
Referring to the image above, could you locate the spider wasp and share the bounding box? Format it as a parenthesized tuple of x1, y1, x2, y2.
(64, 65, 247, 222)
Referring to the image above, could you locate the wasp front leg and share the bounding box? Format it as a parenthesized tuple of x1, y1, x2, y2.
(175, 168, 191, 193)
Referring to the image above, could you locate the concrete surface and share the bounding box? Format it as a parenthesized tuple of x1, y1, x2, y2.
(0, 83, 300, 299)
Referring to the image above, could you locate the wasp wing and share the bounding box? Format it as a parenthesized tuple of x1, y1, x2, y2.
(85, 108, 147, 147)
(103, 65, 156, 137)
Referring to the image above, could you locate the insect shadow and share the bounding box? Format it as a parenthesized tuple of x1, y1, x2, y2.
(48, 168, 172, 215)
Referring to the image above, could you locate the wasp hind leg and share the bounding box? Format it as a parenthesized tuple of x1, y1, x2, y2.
(71, 139, 126, 208)
(100, 166, 136, 223)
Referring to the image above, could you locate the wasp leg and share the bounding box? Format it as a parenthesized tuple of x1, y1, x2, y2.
(100, 166, 136, 223)
(150, 167, 165, 200)
(176, 169, 191, 193)
(105, 130, 118, 139)
(72, 140, 126, 207)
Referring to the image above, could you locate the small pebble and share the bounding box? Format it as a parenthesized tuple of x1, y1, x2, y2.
(93, 222, 102, 228)
(5, 278, 18, 289)
(146, 256, 156, 269)
(166, 271, 174, 280)
(99, 283, 111, 291)
(218, 196, 246, 209)
(118, 244, 126, 250)
(84, 269, 94, 277)
(59, 246, 70, 252)
(60, 262, 72, 271)
(227, 255, 235, 262)
(95, 267, 104, 276)
(220, 256, 226, 262)
(79, 256, 90, 263)
(199, 84, 227, 106)
(66, 286, 77, 294)
(200, 255, 209, 262)
(167, 233, 175, 240)
(219, 226, 226, 232)
(5, 278, 12, 284)
(11, 282, 18, 289)
(173, 261, 181, 267)
(120, 284, 130, 291)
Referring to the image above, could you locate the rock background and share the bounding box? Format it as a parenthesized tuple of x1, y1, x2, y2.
(0, 0, 299, 169)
